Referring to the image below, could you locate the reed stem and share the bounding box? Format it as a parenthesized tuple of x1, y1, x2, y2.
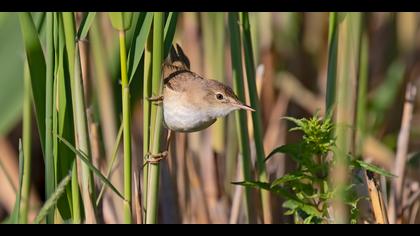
(118, 29, 133, 224)
(145, 12, 164, 224)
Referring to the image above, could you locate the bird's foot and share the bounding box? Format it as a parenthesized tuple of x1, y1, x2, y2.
(146, 95, 164, 104)
(144, 151, 168, 164)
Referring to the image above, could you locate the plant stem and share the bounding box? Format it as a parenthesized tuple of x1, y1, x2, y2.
(118, 29, 132, 224)
(62, 12, 96, 223)
(241, 12, 272, 224)
(228, 12, 256, 224)
(20, 62, 32, 224)
(45, 12, 55, 224)
(332, 12, 362, 224)
(145, 12, 164, 224)
(142, 29, 153, 221)
(326, 12, 338, 114)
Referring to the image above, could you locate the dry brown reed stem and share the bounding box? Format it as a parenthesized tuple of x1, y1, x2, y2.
(389, 82, 417, 223)
(365, 171, 389, 224)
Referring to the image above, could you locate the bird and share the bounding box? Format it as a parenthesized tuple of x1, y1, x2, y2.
(146, 44, 254, 163)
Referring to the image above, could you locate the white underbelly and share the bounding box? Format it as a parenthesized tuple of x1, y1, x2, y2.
(163, 101, 216, 132)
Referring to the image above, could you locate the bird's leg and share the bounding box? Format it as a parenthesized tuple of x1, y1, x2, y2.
(144, 130, 173, 164)
(146, 95, 164, 104)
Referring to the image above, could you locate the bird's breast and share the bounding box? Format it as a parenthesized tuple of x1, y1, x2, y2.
(163, 97, 216, 132)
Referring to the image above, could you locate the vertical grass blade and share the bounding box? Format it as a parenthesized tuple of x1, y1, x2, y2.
(355, 22, 368, 157)
(62, 12, 96, 223)
(145, 12, 164, 224)
(202, 12, 226, 154)
(228, 12, 256, 224)
(127, 12, 153, 84)
(163, 12, 179, 57)
(54, 13, 78, 221)
(44, 12, 55, 224)
(76, 12, 96, 41)
(20, 62, 32, 223)
(18, 13, 46, 153)
(11, 139, 24, 224)
(241, 12, 272, 224)
(326, 12, 338, 114)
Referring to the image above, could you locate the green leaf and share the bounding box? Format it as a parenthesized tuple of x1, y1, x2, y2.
(108, 12, 133, 31)
(34, 172, 72, 224)
(127, 12, 153, 84)
(282, 116, 305, 129)
(283, 199, 322, 218)
(353, 160, 395, 178)
(233, 180, 300, 203)
(270, 172, 304, 187)
(76, 12, 96, 40)
(163, 12, 179, 57)
(54, 14, 76, 220)
(265, 143, 301, 162)
(19, 13, 47, 152)
(55, 134, 125, 200)
(232, 180, 271, 190)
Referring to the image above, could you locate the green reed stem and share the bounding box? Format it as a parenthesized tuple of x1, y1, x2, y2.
(332, 12, 362, 224)
(118, 29, 133, 224)
(62, 12, 96, 223)
(45, 12, 55, 224)
(145, 12, 164, 224)
(142, 30, 153, 221)
(20, 62, 32, 224)
(228, 12, 256, 224)
(241, 12, 272, 224)
(326, 12, 338, 114)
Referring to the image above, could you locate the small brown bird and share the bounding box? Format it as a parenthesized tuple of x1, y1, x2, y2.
(146, 44, 254, 163)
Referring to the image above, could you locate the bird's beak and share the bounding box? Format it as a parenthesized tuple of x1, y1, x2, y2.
(233, 102, 255, 112)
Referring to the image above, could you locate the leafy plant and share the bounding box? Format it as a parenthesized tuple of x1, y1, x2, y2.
(235, 113, 394, 224)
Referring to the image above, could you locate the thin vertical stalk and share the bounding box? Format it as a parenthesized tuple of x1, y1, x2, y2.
(62, 12, 96, 223)
(332, 12, 361, 224)
(145, 12, 164, 224)
(228, 12, 255, 224)
(392, 83, 417, 222)
(90, 16, 121, 223)
(355, 31, 368, 157)
(241, 12, 272, 224)
(326, 12, 338, 113)
(20, 62, 32, 224)
(60, 13, 82, 224)
(118, 29, 132, 224)
(202, 12, 226, 153)
(45, 12, 55, 224)
(142, 30, 153, 220)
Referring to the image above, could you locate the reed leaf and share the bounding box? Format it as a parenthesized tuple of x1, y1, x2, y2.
(18, 12, 46, 153)
(228, 12, 256, 224)
(76, 12, 96, 40)
(56, 134, 124, 200)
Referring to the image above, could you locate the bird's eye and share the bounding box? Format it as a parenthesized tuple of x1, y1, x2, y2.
(216, 93, 224, 100)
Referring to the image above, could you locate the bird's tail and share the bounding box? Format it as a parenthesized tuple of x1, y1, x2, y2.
(163, 44, 190, 78)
